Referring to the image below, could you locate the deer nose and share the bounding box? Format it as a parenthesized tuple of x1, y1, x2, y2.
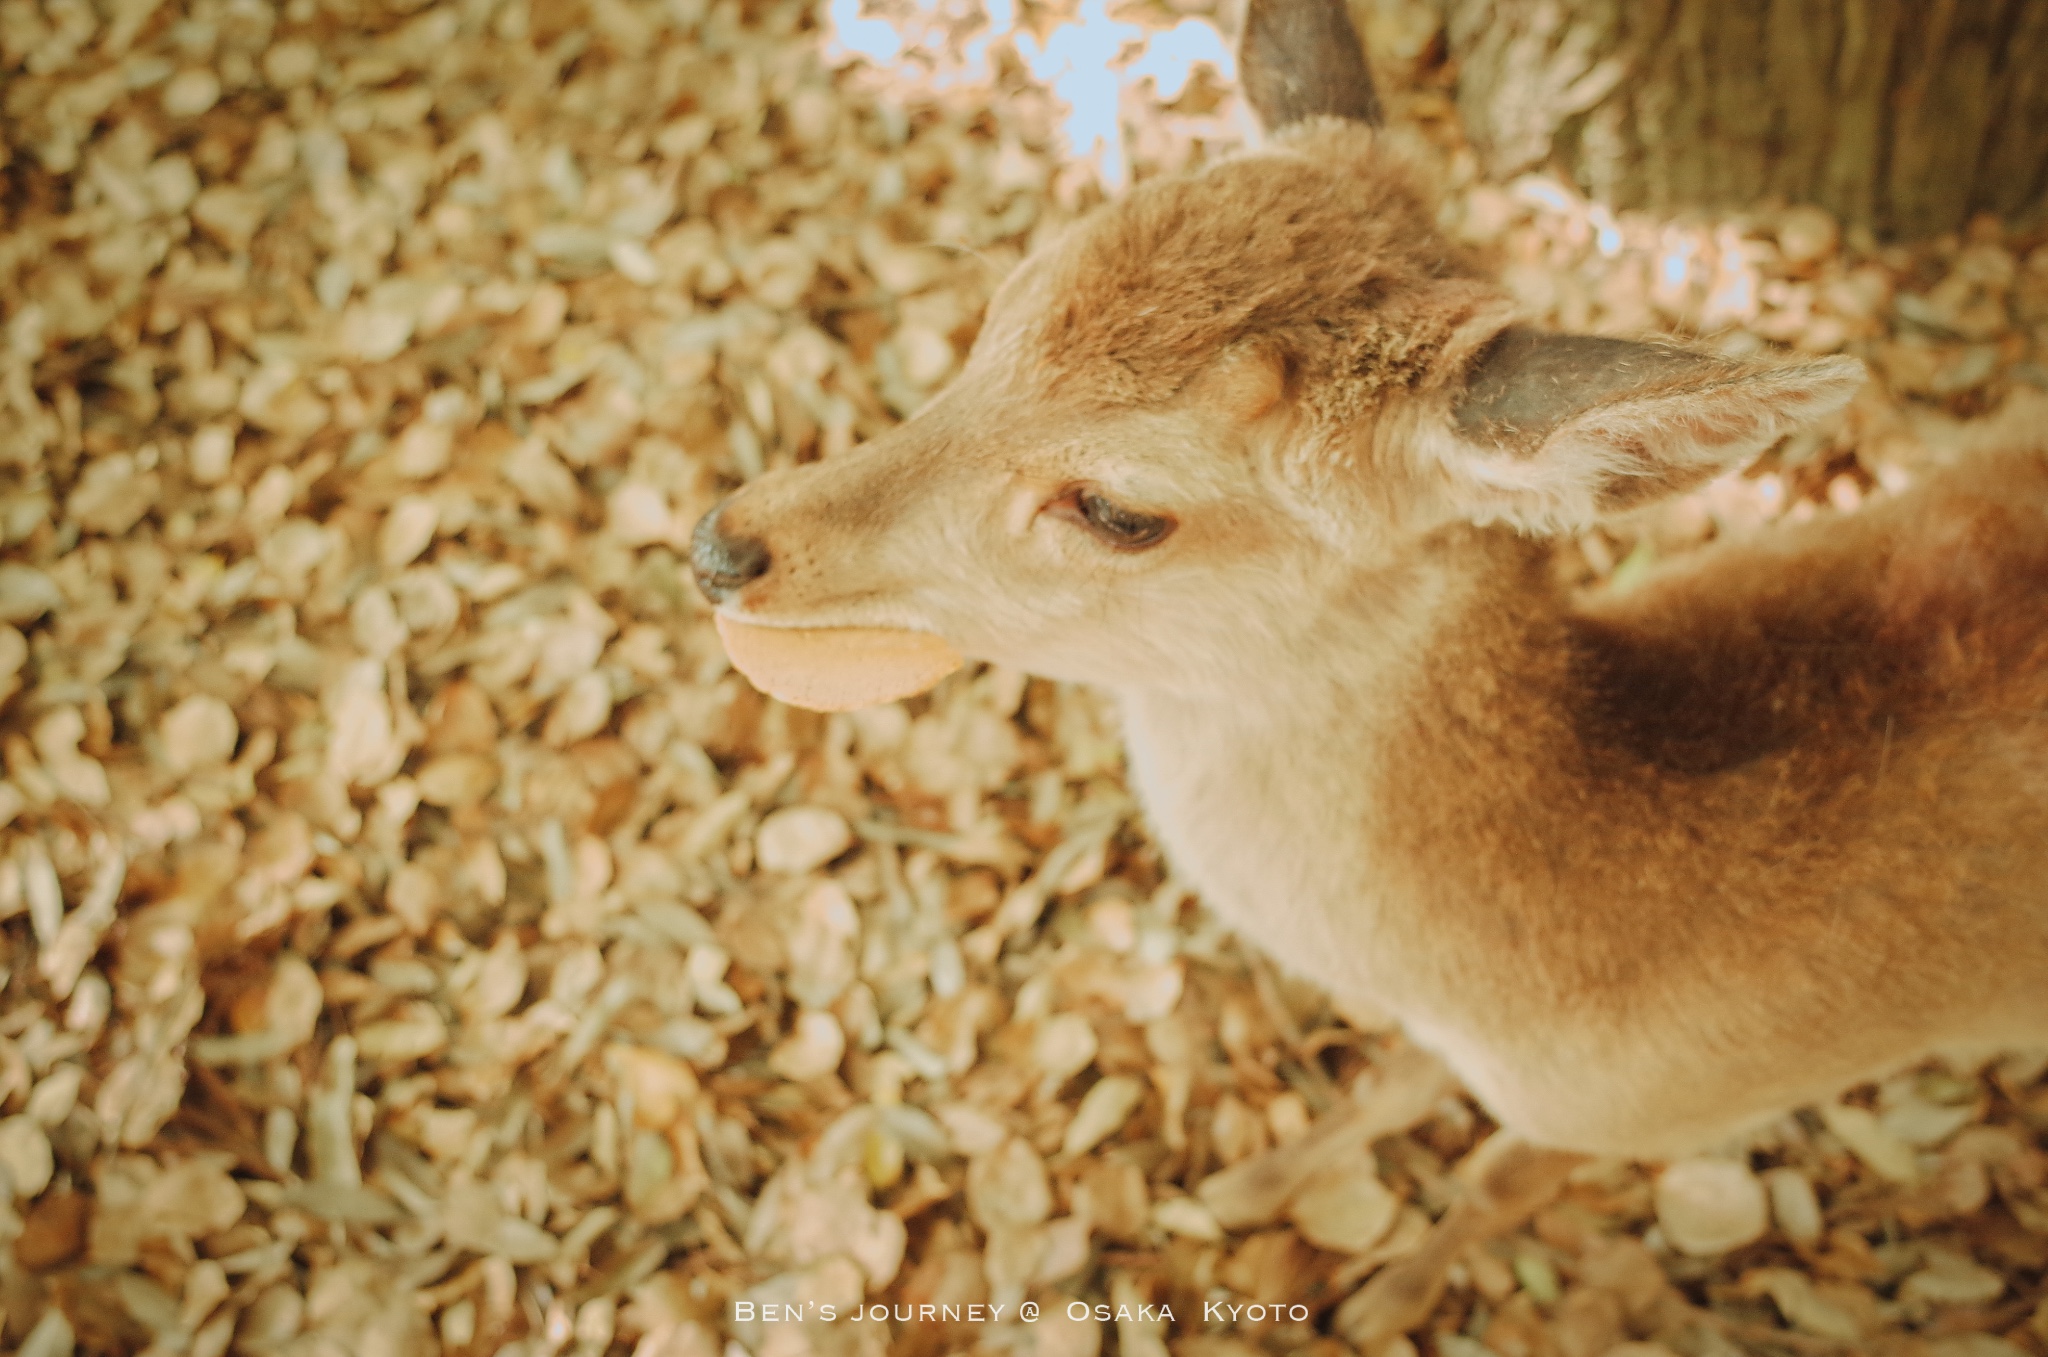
(690, 507, 772, 603)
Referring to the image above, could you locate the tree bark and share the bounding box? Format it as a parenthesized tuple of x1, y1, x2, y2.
(1438, 0, 2048, 240)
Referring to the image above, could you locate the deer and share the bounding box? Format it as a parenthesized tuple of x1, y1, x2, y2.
(688, 0, 2048, 1342)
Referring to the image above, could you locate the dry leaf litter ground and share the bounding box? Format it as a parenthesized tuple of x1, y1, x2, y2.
(0, 1, 2046, 1355)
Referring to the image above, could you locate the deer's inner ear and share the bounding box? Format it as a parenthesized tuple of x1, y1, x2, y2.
(1452, 329, 1731, 451)
(1190, 346, 1287, 424)
(1436, 328, 1866, 532)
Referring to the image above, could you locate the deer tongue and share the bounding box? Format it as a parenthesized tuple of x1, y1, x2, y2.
(713, 614, 963, 712)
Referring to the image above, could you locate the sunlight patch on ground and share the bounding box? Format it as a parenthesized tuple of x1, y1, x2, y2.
(824, 0, 1236, 189)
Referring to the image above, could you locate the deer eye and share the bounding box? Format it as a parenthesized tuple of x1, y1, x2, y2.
(1059, 487, 1177, 550)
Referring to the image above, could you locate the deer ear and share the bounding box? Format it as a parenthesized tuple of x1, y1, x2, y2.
(1238, 0, 1383, 132)
(1439, 329, 1865, 531)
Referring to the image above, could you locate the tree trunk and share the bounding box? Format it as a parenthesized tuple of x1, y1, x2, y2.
(1438, 0, 2048, 240)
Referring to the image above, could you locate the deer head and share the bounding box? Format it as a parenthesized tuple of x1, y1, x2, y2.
(691, 0, 1863, 701)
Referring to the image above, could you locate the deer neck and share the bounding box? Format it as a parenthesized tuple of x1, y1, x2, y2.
(1115, 524, 1567, 758)
(1108, 525, 1572, 1003)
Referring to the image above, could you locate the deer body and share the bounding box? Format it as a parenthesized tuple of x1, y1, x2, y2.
(691, 0, 2048, 1238)
(1124, 481, 2048, 1159)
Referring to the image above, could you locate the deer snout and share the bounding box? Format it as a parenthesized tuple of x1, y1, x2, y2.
(689, 503, 772, 604)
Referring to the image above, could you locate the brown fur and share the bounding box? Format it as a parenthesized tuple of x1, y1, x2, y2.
(984, 126, 1509, 422)
(1364, 467, 2048, 1155)
(691, 5, 2048, 1323)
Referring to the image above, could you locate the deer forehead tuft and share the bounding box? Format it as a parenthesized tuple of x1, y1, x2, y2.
(1010, 130, 1496, 410)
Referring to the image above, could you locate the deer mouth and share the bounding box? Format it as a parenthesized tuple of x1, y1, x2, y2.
(711, 612, 964, 712)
